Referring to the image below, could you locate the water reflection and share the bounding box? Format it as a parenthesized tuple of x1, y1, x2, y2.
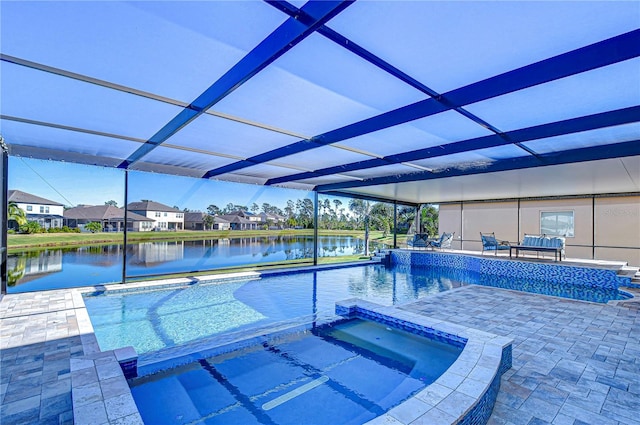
(7, 235, 380, 292)
(7, 250, 63, 287)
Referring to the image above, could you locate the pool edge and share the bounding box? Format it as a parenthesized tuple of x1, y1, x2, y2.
(336, 299, 513, 425)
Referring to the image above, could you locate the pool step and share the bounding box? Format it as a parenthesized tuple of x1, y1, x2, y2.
(372, 249, 392, 265)
(618, 265, 640, 288)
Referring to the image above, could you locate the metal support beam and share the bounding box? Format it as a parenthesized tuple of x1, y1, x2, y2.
(119, 1, 354, 169)
(318, 191, 419, 207)
(315, 140, 640, 191)
(393, 201, 397, 249)
(1, 138, 8, 294)
(122, 170, 129, 284)
(313, 191, 318, 266)
(205, 29, 640, 179)
(267, 105, 640, 185)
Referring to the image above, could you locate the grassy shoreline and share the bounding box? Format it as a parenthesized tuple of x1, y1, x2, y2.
(8, 229, 392, 252)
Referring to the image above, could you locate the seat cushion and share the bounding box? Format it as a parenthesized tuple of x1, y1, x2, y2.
(482, 235, 497, 245)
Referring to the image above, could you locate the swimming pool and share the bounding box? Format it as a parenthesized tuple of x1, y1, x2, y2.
(84, 263, 467, 360)
(129, 318, 463, 425)
(84, 257, 630, 363)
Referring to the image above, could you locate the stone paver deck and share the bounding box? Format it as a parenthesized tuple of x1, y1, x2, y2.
(401, 286, 640, 425)
(1, 278, 638, 424)
(0, 289, 141, 425)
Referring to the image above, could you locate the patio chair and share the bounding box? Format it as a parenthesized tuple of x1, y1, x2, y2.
(480, 232, 510, 255)
(407, 233, 430, 249)
(427, 232, 454, 250)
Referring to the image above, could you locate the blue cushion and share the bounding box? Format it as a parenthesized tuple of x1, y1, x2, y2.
(522, 236, 535, 246)
(482, 235, 497, 245)
(550, 237, 564, 248)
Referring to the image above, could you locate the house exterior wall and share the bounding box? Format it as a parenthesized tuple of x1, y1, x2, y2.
(520, 198, 593, 260)
(134, 210, 184, 230)
(185, 221, 204, 231)
(438, 203, 462, 250)
(594, 196, 640, 266)
(462, 201, 519, 252)
(214, 222, 230, 231)
(438, 194, 639, 266)
(131, 221, 154, 232)
(15, 202, 64, 217)
(17, 202, 62, 218)
(14, 202, 64, 229)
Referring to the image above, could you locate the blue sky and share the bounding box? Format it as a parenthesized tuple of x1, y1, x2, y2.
(9, 157, 312, 211)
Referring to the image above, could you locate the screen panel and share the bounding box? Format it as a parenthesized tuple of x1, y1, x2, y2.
(1, 118, 141, 161)
(343, 163, 420, 179)
(327, 1, 640, 93)
(1, 62, 183, 140)
(213, 31, 431, 136)
(336, 122, 450, 157)
(166, 113, 301, 158)
(1, 1, 287, 102)
(265, 33, 427, 114)
(336, 111, 495, 158)
(268, 144, 376, 170)
(133, 146, 237, 172)
(7, 158, 125, 292)
(522, 123, 640, 154)
(229, 163, 304, 180)
(464, 58, 640, 132)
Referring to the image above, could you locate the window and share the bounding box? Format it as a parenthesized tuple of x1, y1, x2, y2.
(540, 211, 574, 237)
(155, 212, 161, 217)
(40, 206, 44, 213)
(26, 205, 32, 211)
(45, 206, 50, 213)
(164, 212, 167, 217)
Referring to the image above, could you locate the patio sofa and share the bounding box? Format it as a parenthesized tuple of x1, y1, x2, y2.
(509, 234, 565, 261)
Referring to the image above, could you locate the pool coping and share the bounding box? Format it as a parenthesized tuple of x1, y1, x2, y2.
(337, 299, 513, 425)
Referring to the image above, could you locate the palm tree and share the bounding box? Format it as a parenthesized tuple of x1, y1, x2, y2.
(203, 214, 215, 231)
(349, 199, 373, 256)
(8, 202, 27, 227)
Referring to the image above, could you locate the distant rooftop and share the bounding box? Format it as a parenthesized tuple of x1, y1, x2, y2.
(127, 200, 180, 213)
(8, 190, 64, 206)
(64, 205, 151, 222)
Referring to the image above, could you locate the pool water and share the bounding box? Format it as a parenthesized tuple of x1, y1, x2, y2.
(84, 263, 628, 359)
(84, 264, 467, 356)
(129, 318, 463, 425)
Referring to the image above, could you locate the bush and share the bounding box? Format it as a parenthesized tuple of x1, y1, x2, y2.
(85, 222, 103, 233)
(20, 221, 42, 234)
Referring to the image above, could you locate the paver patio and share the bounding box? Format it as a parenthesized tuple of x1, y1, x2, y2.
(401, 285, 640, 425)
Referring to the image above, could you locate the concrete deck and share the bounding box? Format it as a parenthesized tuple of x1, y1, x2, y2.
(1, 269, 638, 424)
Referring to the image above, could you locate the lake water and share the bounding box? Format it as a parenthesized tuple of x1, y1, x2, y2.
(7, 235, 376, 293)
